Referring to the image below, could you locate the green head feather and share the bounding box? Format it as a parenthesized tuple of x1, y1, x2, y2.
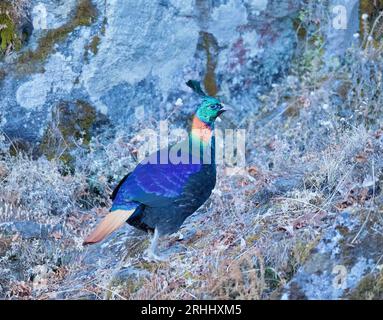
(196, 96, 224, 124)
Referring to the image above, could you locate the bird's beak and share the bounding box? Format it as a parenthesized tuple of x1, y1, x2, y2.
(216, 103, 232, 121)
(220, 103, 233, 112)
(216, 109, 226, 123)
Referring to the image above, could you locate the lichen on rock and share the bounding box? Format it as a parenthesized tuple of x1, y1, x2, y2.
(282, 210, 383, 300)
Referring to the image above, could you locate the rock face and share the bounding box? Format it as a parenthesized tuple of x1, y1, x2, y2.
(0, 221, 56, 239)
(0, 0, 301, 143)
(281, 210, 383, 299)
(325, 0, 359, 57)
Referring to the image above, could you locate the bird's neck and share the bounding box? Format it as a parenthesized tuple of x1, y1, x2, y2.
(189, 115, 216, 165)
(191, 115, 214, 145)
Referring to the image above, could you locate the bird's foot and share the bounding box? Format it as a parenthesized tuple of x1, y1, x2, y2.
(144, 228, 168, 262)
(175, 231, 184, 241)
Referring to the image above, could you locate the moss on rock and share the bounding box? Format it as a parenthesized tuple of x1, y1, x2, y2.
(84, 34, 101, 62)
(0, 8, 21, 55)
(39, 100, 97, 167)
(347, 271, 383, 300)
(18, 0, 97, 71)
(88, 35, 100, 55)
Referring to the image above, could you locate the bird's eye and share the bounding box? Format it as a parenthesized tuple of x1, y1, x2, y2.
(210, 104, 221, 110)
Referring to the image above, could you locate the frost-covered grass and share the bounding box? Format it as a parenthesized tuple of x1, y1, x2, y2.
(1, 95, 381, 300)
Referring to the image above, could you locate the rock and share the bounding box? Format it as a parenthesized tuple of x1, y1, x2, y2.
(0, 221, 56, 239)
(324, 0, 359, 65)
(281, 211, 383, 299)
(1, 0, 303, 143)
(253, 173, 304, 206)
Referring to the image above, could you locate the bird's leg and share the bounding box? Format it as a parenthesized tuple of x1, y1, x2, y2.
(145, 228, 167, 261)
(175, 231, 184, 241)
(149, 228, 160, 256)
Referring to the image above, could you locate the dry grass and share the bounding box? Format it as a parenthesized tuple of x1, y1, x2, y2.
(1, 86, 383, 300)
(63, 125, 380, 300)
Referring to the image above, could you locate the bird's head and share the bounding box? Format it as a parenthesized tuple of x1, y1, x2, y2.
(195, 96, 226, 124)
(186, 80, 228, 125)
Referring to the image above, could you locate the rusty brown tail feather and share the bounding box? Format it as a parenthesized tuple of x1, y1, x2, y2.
(83, 209, 135, 245)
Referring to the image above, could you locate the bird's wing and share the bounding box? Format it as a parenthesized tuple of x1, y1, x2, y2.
(110, 172, 131, 200)
(112, 157, 202, 207)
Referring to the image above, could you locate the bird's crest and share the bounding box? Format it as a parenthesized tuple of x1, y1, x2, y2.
(186, 80, 207, 97)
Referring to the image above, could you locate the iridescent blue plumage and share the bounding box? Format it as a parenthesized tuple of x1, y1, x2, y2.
(111, 138, 214, 235)
(111, 154, 202, 209)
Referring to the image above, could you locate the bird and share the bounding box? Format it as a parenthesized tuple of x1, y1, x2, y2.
(83, 80, 227, 260)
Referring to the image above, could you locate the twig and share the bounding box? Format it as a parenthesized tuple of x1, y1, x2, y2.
(323, 164, 355, 208)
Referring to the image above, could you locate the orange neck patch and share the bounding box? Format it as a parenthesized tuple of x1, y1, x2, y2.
(191, 116, 212, 143)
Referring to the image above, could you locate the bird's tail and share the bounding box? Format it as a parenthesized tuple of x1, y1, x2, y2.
(83, 209, 135, 245)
